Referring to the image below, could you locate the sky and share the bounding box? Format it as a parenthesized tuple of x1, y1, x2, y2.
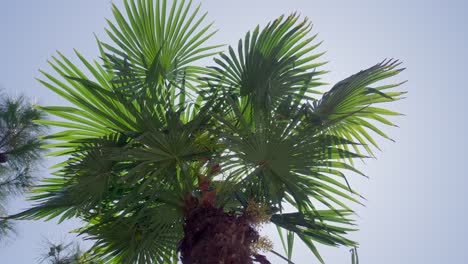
(1, 0, 467, 263)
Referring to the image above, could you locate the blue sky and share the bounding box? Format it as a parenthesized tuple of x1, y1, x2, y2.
(1, 0, 467, 263)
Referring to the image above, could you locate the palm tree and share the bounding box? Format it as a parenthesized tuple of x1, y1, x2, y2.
(0, 94, 46, 240)
(11, 0, 406, 263)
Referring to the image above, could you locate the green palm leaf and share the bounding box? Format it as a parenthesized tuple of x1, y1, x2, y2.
(272, 210, 357, 263)
(307, 59, 406, 157)
(103, 0, 222, 98)
(203, 13, 326, 113)
(81, 204, 183, 264)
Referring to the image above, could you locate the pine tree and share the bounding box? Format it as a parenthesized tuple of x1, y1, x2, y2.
(0, 93, 46, 240)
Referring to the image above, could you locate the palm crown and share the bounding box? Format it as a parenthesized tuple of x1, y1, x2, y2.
(12, 0, 406, 263)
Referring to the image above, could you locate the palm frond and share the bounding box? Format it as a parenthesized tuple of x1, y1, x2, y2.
(103, 0, 222, 99)
(271, 210, 357, 264)
(276, 227, 294, 262)
(202, 13, 326, 114)
(212, 96, 364, 213)
(81, 203, 183, 264)
(307, 59, 406, 157)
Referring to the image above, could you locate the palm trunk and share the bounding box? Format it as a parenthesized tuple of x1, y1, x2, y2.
(179, 185, 270, 264)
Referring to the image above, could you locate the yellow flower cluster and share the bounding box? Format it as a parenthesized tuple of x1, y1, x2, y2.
(245, 200, 272, 226)
(251, 236, 274, 253)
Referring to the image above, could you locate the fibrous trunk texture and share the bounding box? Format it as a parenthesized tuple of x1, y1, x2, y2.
(179, 196, 270, 264)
